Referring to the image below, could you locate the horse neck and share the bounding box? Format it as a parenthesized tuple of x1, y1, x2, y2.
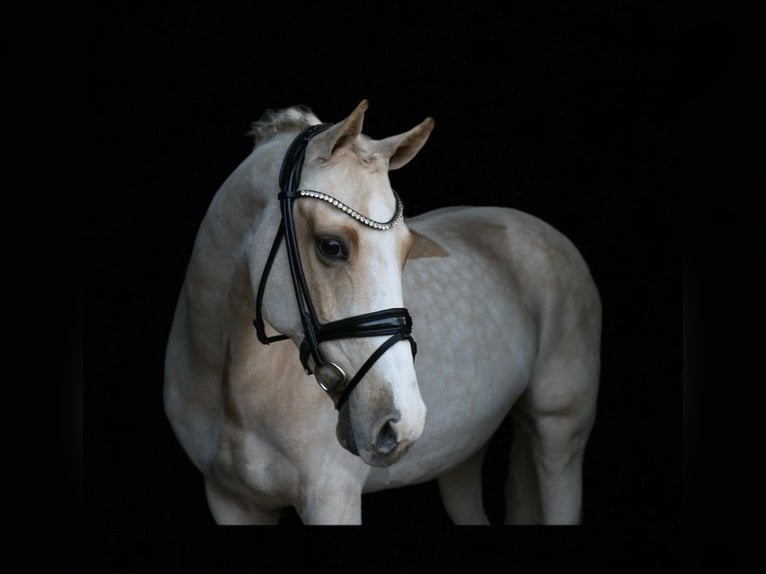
(181, 140, 285, 355)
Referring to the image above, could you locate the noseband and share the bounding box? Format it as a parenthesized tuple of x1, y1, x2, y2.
(253, 124, 417, 410)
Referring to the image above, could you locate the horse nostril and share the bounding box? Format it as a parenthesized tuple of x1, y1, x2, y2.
(375, 420, 399, 455)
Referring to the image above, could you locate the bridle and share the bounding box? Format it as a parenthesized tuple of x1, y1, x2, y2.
(253, 124, 417, 410)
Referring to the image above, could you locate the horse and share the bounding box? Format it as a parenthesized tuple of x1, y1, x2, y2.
(164, 100, 601, 524)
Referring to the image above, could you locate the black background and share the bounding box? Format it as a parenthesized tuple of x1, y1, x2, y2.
(83, 2, 693, 570)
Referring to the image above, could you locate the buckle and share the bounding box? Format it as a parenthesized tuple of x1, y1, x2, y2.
(314, 362, 348, 393)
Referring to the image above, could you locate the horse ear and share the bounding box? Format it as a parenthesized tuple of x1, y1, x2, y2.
(376, 117, 435, 170)
(406, 230, 449, 261)
(313, 99, 369, 159)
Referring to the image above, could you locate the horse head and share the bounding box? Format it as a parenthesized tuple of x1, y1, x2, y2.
(254, 100, 434, 467)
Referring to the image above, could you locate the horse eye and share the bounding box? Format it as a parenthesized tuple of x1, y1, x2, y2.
(316, 237, 349, 261)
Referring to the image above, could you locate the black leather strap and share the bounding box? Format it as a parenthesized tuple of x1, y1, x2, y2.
(318, 308, 414, 341)
(254, 124, 331, 349)
(300, 307, 417, 381)
(253, 219, 289, 345)
(334, 331, 414, 410)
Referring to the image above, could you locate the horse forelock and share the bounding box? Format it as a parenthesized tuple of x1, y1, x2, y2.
(351, 136, 381, 167)
(323, 135, 384, 174)
(249, 105, 322, 148)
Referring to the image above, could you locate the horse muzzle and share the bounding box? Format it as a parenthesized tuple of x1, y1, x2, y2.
(336, 402, 420, 467)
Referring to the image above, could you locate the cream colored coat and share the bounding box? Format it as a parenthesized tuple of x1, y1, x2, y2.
(164, 101, 601, 524)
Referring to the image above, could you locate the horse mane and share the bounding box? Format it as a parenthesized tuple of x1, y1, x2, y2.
(248, 105, 322, 148)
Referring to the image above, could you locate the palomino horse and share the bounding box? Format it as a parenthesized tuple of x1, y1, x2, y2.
(164, 100, 601, 524)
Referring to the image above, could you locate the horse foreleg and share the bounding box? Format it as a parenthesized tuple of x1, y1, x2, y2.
(505, 409, 591, 525)
(204, 479, 281, 524)
(531, 413, 589, 524)
(437, 445, 490, 524)
(505, 416, 543, 524)
(295, 481, 364, 525)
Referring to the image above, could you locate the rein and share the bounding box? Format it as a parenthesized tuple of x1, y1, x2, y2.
(253, 124, 417, 410)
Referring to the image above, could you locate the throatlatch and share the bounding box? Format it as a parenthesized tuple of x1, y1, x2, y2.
(253, 124, 417, 410)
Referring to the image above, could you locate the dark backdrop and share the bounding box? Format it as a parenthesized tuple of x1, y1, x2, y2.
(85, 3, 685, 570)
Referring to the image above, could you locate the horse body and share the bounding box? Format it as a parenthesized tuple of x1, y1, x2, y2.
(164, 102, 600, 524)
(367, 207, 600, 522)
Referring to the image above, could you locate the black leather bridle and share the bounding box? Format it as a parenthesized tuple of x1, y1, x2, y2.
(253, 124, 417, 410)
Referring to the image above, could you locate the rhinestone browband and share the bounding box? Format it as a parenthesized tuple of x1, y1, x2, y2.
(298, 189, 404, 230)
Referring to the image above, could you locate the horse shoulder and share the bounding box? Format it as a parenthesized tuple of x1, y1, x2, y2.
(164, 290, 225, 470)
